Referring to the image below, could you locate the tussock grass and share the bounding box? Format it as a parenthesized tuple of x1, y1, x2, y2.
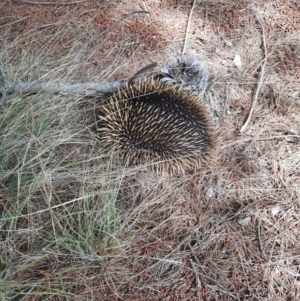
(1, 0, 300, 300)
(0, 65, 122, 299)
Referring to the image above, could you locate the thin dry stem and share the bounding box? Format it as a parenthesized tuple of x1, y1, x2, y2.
(182, 0, 197, 55)
(15, 0, 87, 5)
(240, 15, 268, 133)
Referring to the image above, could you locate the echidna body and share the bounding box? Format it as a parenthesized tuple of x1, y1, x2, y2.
(98, 79, 218, 174)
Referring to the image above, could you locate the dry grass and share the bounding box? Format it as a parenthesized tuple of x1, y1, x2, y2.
(1, 0, 300, 300)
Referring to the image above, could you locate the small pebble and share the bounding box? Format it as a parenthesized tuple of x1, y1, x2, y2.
(270, 205, 280, 216)
(238, 216, 251, 226)
(233, 54, 242, 68)
(205, 187, 214, 198)
(224, 40, 233, 47)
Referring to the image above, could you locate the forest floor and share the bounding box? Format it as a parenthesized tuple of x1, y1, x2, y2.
(1, 0, 300, 300)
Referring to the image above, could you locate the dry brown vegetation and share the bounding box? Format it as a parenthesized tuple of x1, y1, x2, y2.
(1, 0, 300, 300)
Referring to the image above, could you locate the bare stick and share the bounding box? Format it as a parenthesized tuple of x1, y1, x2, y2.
(0, 17, 29, 29)
(0, 62, 5, 85)
(128, 62, 157, 84)
(182, 0, 196, 55)
(0, 61, 157, 104)
(0, 80, 127, 100)
(0, 61, 7, 100)
(240, 16, 267, 133)
(258, 219, 267, 259)
(15, 0, 87, 5)
(190, 259, 202, 293)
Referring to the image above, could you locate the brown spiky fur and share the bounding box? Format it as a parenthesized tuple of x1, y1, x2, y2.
(97, 79, 218, 174)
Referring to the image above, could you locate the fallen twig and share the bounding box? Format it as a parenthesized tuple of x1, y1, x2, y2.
(240, 16, 267, 133)
(14, 0, 87, 5)
(128, 62, 157, 84)
(3, 80, 127, 97)
(182, 0, 196, 55)
(189, 259, 203, 296)
(258, 219, 267, 260)
(0, 60, 158, 104)
(0, 61, 7, 101)
(0, 16, 29, 29)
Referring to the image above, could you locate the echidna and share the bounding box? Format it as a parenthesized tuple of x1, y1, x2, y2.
(97, 78, 218, 174)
